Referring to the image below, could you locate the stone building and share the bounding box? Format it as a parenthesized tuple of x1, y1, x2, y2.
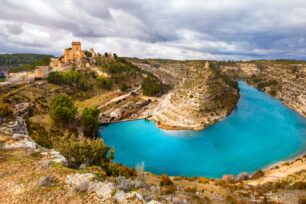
(63, 41, 85, 63)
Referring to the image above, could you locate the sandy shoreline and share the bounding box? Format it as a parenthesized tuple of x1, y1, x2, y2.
(246, 152, 306, 185)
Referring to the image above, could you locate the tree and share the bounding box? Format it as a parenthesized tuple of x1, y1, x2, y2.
(81, 107, 100, 138)
(0, 102, 13, 121)
(119, 82, 127, 92)
(97, 76, 113, 90)
(49, 95, 77, 126)
(141, 77, 161, 96)
(56, 135, 114, 168)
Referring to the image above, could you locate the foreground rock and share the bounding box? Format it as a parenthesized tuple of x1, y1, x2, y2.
(0, 117, 67, 166)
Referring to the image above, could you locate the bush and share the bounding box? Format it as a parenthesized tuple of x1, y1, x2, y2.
(56, 135, 114, 168)
(96, 76, 113, 90)
(161, 185, 177, 194)
(81, 107, 100, 138)
(299, 197, 306, 204)
(293, 181, 306, 190)
(48, 70, 93, 91)
(0, 102, 13, 120)
(141, 77, 161, 96)
(104, 163, 136, 177)
(119, 82, 128, 92)
(185, 186, 197, 193)
(49, 95, 77, 126)
(198, 177, 210, 184)
(160, 174, 174, 186)
(252, 170, 265, 179)
(27, 121, 53, 149)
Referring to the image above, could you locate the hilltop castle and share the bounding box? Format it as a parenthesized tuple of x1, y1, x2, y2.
(64, 41, 85, 63)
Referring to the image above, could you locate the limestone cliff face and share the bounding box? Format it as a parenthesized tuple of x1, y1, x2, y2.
(237, 63, 306, 117)
(131, 59, 239, 130)
(152, 68, 238, 130)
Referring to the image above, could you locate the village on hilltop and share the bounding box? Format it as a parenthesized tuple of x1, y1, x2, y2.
(0, 42, 115, 84)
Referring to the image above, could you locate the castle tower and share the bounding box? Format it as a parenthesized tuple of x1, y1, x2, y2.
(72, 41, 81, 51)
(63, 41, 85, 63)
(64, 49, 70, 63)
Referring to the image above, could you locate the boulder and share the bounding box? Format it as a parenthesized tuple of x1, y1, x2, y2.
(2, 138, 37, 150)
(236, 172, 250, 181)
(7, 117, 28, 136)
(134, 179, 144, 188)
(113, 190, 126, 203)
(38, 175, 55, 187)
(89, 181, 115, 199)
(12, 134, 27, 140)
(67, 173, 95, 192)
(49, 150, 68, 166)
(15, 102, 33, 117)
(116, 176, 131, 191)
(125, 191, 145, 203)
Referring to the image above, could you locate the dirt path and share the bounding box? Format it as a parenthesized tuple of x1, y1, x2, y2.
(97, 86, 141, 109)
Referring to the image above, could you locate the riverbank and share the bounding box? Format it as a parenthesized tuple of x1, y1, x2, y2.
(130, 59, 240, 131)
(1, 130, 305, 203)
(246, 152, 306, 186)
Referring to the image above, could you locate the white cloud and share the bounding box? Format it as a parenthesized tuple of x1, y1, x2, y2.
(0, 0, 306, 60)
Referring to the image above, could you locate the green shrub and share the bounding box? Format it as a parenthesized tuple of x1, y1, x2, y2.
(55, 135, 114, 168)
(252, 170, 265, 179)
(27, 121, 53, 149)
(49, 95, 77, 126)
(104, 163, 136, 177)
(141, 77, 161, 96)
(293, 181, 306, 190)
(96, 76, 113, 90)
(119, 82, 128, 92)
(48, 70, 93, 91)
(81, 107, 100, 138)
(0, 102, 13, 120)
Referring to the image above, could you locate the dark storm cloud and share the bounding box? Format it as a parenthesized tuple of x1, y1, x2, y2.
(0, 0, 306, 60)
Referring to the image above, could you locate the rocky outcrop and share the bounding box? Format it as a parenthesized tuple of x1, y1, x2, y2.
(0, 117, 67, 166)
(146, 62, 239, 130)
(238, 63, 306, 117)
(66, 173, 148, 203)
(131, 60, 239, 130)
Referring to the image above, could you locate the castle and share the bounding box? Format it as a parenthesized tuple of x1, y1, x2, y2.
(63, 41, 85, 63)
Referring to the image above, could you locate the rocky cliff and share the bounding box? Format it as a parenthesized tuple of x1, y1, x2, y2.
(219, 61, 306, 117)
(130, 59, 239, 130)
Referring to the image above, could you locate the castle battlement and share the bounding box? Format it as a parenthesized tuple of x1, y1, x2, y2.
(64, 41, 85, 63)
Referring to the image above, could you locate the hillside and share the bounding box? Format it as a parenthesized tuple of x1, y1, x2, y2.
(217, 60, 306, 117)
(130, 59, 239, 130)
(0, 54, 53, 72)
(0, 131, 305, 203)
(0, 57, 305, 203)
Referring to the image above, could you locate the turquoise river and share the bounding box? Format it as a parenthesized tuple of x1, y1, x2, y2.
(99, 81, 306, 178)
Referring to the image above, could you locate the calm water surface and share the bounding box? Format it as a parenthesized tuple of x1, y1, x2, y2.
(99, 81, 306, 178)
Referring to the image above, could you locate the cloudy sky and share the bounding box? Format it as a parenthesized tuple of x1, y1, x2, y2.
(1, 0, 306, 60)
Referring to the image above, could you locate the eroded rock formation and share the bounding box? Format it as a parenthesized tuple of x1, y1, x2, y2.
(131, 59, 239, 130)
